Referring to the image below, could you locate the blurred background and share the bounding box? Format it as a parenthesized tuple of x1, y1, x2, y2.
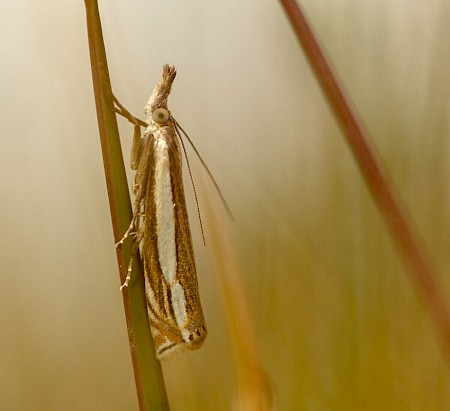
(1, 0, 449, 409)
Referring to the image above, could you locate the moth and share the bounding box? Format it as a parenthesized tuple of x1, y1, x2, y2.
(117, 65, 206, 360)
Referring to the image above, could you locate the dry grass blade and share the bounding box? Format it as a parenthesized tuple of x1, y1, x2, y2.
(203, 188, 274, 410)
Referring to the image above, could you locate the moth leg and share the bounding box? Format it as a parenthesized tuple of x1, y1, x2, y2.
(119, 224, 145, 290)
(115, 214, 137, 246)
(116, 139, 150, 247)
(118, 137, 152, 244)
(113, 95, 147, 171)
(116, 197, 143, 246)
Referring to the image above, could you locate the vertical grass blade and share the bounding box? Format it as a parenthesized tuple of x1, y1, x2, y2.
(83, 1, 169, 409)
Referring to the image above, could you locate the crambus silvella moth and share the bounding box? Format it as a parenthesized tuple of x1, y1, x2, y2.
(116, 65, 206, 360)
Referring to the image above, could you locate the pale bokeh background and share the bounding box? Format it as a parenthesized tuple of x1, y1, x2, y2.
(1, 0, 450, 410)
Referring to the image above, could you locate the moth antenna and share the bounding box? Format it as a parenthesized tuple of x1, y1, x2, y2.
(173, 118, 234, 220)
(174, 121, 206, 246)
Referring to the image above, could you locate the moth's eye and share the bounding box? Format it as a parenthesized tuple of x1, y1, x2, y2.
(152, 108, 170, 124)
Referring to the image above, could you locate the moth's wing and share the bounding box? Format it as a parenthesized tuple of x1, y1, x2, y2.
(142, 127, 206, 359)
(168, 132, 206, 343)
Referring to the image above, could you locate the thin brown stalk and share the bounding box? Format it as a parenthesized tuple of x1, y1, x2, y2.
(84, 0, 169, 409)
(279, 0, 450, 360)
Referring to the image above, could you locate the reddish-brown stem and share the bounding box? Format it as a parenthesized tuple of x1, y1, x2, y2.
(279, 0, 450, 359)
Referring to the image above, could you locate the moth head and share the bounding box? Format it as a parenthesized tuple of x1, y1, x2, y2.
(144, 65, 176, 123)
(152, 107, 170, 124)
